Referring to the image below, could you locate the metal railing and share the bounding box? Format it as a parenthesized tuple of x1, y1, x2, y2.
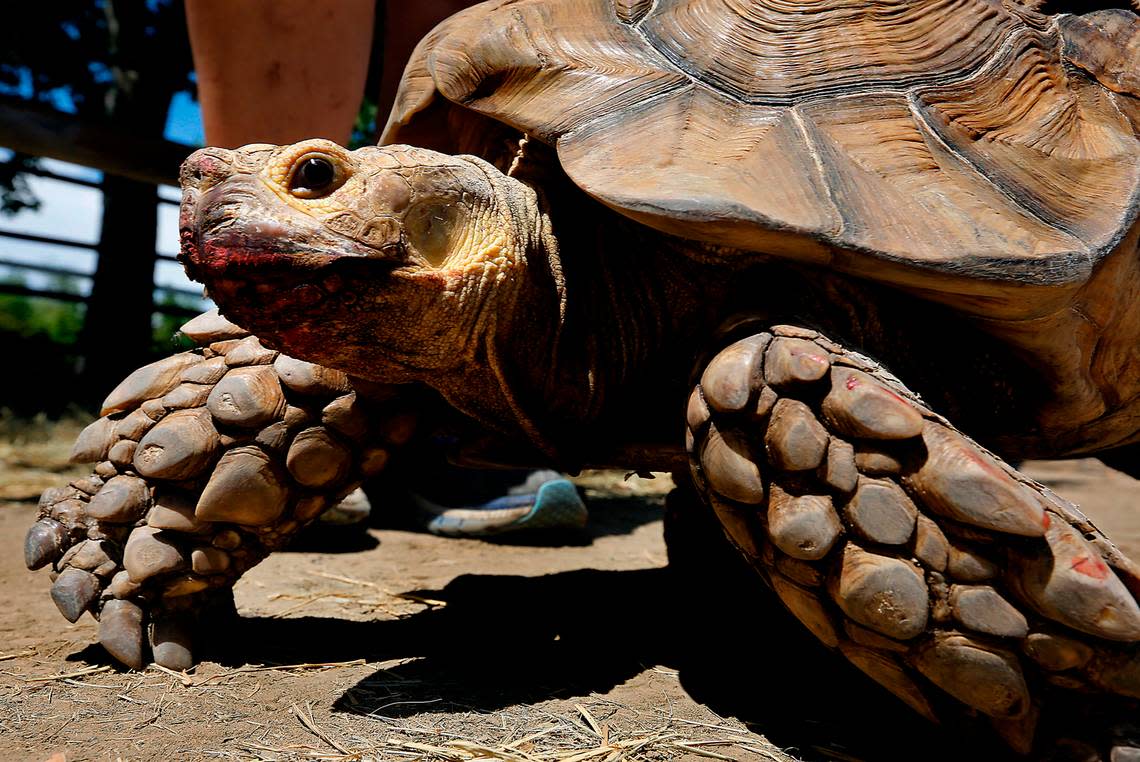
(0, 161, 205, 319)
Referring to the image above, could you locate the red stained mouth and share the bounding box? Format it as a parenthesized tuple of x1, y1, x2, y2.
(198, 239, 314, 272)
(207, 276, 329, 316)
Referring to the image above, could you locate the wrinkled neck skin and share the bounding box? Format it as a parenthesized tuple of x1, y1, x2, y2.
(535, 207, 725, 459)
(376, 190, 720, 460)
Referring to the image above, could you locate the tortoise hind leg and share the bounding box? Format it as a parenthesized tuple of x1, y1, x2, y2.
(27, 321, 414, 670)
(685, 325, 1140, 757)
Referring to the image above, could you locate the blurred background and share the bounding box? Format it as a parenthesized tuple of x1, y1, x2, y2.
(0, 1, 384, 418)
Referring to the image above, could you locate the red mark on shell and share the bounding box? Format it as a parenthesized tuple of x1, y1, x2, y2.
(1042, 512, 1051, 530)
(1071, 554, 1110, 580)
(846, 377, 859, 391)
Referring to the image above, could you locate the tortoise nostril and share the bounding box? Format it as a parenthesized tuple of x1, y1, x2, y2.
(181, 152, 209, 190)
(180, 149, 236, 191)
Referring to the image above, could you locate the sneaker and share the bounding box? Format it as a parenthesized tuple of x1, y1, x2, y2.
(411, 468, 589, 537)
(318, 487, 373, 525)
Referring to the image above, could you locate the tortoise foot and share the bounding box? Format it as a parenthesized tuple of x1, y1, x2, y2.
(35, 479, 285, 670)
(687, 325, 1140, 756)
(26, 313, 414, 669)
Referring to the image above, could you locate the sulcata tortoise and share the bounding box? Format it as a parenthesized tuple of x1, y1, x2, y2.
(27, 0, 1140, 755)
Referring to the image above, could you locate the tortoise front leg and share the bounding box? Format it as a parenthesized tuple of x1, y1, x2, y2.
(684, 325, 1140, 757)
(26, 313, 415, 670)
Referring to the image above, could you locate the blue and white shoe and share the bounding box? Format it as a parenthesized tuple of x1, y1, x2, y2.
(318, 487, 373, 525)
(412, 469, 589, 537)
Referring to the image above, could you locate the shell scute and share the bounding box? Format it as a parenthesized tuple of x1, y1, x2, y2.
(384, 0, 1139, 294)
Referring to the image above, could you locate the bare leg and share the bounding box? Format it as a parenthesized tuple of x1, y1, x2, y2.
(685, 324, 1140, 756)
(185, 0, 375, 147)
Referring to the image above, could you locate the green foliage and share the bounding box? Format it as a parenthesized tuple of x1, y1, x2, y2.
(0, 276, 89, 416)
(350, 97, 380, 150)
(0, 274, 84, 343)
(152, 290, 200, 353)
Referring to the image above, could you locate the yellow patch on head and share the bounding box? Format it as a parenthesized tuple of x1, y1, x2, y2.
(405, 202, 462, 267)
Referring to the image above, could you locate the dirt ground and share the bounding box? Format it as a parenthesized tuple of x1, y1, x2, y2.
(1, 421, 1138, 762)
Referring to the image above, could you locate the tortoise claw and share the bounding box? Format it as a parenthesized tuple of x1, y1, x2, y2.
(24, 519, 68, 570)
(150, 614, 194, 671)
(99, 599, 145, 670)
(50, 567, 101, 623)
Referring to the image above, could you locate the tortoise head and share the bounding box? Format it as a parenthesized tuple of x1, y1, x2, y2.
(179, 140, 560, 385)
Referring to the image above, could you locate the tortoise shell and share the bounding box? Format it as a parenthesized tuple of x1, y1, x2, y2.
(382, 0, 1140, 296)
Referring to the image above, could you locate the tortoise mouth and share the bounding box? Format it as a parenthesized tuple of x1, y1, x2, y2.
(203, 256, 400, 300)
(178, 179, 393, 286)
(178, 180, 406, 339)
(203, 269, 333, 316)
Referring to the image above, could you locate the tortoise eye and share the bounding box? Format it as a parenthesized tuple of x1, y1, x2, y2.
(288, 154, 345, 198)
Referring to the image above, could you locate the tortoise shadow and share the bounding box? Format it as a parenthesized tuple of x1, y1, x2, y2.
(282, 523, 382, 553)
(203, 563, 1005, 762)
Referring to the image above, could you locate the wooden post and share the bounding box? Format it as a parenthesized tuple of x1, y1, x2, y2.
(79, 174, 159, 395)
